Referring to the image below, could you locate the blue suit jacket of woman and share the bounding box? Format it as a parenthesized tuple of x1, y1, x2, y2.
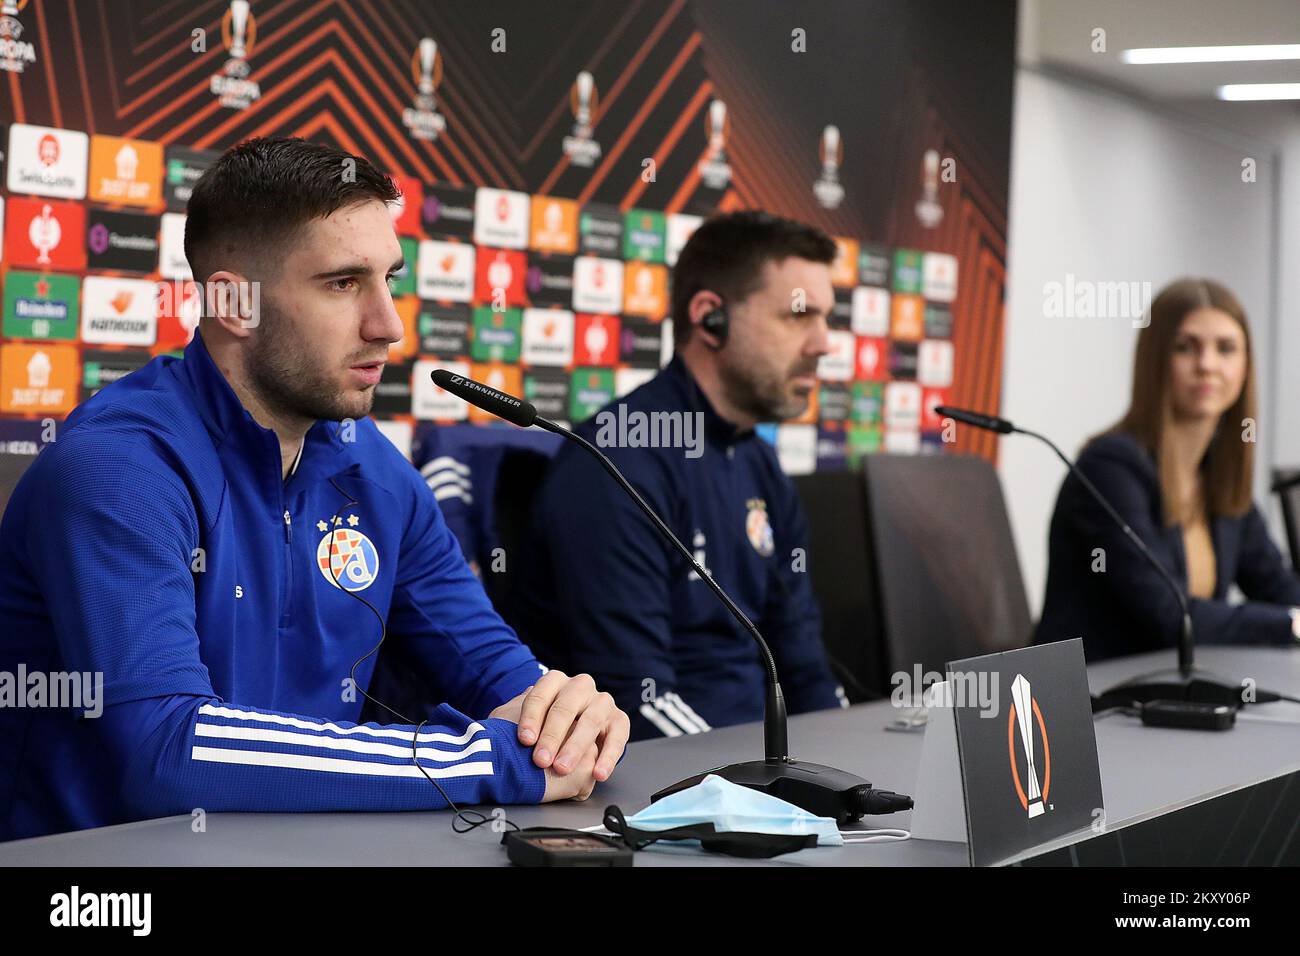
(1036, 431, 1300, 660)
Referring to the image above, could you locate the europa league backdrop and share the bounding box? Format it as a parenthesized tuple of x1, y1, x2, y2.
(0, 0, 1015, 499)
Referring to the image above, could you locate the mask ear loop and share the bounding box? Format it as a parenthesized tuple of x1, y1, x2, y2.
(602, 805, 658, 849)
(601, 805, 700, 850)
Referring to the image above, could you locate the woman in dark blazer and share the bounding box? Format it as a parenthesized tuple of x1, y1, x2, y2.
(1037, 278, 1300, 660)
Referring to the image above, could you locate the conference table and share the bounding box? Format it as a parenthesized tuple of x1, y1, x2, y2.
(2, 646, 1298, 867)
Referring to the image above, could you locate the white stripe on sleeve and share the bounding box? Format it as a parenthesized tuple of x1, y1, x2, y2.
(191, 747, 495, 779)
(195, 704, 486, 745)
(639, 703, 683, 737)
(432, 484, 473, 505)
(664, 693, 712, 731)
(194, 723, 493, 763)
(420, 456, 470, 477)
(655, 696, 704, 734)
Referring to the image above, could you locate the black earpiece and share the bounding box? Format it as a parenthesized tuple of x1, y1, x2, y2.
(700, 307, 729, 348)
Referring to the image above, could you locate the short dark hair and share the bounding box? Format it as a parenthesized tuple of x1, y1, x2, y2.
(670, 210, 837, 346)
(184, 137, 400, 284)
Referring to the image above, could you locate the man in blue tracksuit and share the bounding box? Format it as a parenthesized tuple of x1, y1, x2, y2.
(0, 138, 628, 841)
(510, 212, 848, 740)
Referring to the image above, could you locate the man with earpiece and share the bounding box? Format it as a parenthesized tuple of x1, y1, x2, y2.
(510, 211, 850, 740)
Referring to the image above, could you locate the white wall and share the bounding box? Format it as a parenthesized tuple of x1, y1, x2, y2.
(1000, 68, 1279, 616)
(1174, 98, 1300, 468)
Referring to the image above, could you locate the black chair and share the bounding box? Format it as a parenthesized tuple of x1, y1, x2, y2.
(0, 447, 41, 516)
(482, 446, 553, 609)
(361, 444, 554, 725)
(862, 453, 1032, 682)
(793, 471, 889, 703)
(1268, 468, 1300, 572)
(1272, 468, 1300, 572)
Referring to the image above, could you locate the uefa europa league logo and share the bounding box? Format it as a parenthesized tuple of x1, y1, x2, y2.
(562, 69, 602, 166)
(1010, 674, 1048, 819)
(210, 0, 260, 108)
(404, 36, 446, 141)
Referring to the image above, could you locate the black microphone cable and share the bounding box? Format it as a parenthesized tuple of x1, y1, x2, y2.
(590, 422, 909, 810)
(323, 472, 521, 835)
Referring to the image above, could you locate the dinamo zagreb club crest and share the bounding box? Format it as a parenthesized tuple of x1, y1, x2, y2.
(745, 498, 775, 557)
(316, 523, 380, 592)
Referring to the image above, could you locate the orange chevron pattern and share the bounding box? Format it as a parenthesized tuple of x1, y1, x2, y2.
(2, 0, 741, 206)
(0, 0, 1013, 473)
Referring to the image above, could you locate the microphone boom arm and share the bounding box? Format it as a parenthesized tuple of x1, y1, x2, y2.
(1013, 425, 1194, 677)
(533, 417, 789, 760)
(934, 404, 1282, 711)
(431, 368, 909, 821)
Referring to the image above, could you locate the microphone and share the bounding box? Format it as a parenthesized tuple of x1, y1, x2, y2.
(934, 406, 1015, 435)
(430, 369, 537, 428)
(1271, 471, 1300, 495)
(434, 369, 904, 823)
(937, 405, 1277, 710)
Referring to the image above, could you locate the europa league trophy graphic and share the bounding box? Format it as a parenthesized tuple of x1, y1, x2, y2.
(574, 70, 594, 136)
(229, 0, 249, 59)
(914, 148, 945, 228)
(224, 0, 251, 77)
(698, 99, 732, 190)
(708, 99, 727, 156)
(417, 37, 438, 109)
(1011, 675, 1045, 818)
(813, 124, 845, 209)
(584, 315, 610, 364)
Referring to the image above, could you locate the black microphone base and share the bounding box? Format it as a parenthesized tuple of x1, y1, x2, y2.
(1093, 667, 1246, 712)
(650, 759, 876, 824)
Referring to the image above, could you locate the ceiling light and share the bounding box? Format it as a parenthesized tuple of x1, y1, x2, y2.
(1216, 83, 1300, 100)
(1122, 44, 1300, 64)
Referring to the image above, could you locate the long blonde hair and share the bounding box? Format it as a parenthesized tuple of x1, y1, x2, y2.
(1105, 278, 1256, 525)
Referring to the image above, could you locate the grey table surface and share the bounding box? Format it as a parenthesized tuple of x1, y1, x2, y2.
(2, 646, 1298, 867)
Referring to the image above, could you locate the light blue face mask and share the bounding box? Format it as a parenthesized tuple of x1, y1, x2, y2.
(617, 774, 843, 848)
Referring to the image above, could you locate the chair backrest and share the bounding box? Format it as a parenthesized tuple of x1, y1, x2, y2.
(862, 453, 1032, 680)
(0, 453, 36, 516)
(410, 423, 562, 570)
(1272, 468, 1300, 571)
(361, 425, 559, 724)
(792, 470, 889, 702)
(0, 422, 44, 517)
(487, 445, 557, 608)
